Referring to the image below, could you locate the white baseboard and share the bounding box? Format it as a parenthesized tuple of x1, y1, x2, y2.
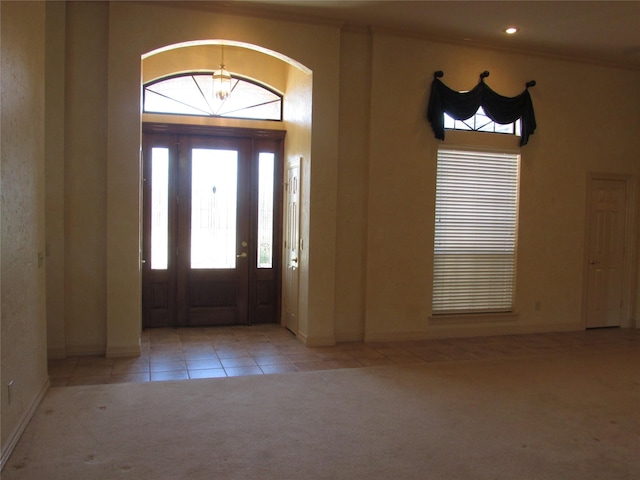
(364, 330, 430, 343)
(364, 322, 586, 343)
(335, 331, 364, 343)
(0, 378, 50, 471)
(65, 344, 106, 357)
(296, 332, 336, 347)
(47, 346, 67, 360)
(50, 344, 141, 359)
(106, 344, 141, 358)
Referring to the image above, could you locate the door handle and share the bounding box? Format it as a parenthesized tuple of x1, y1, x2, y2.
(589, 260, 599, 265)
(236, 252, 247, 258)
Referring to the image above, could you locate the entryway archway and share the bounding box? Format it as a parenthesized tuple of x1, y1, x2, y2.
(140, 40, 311, 334)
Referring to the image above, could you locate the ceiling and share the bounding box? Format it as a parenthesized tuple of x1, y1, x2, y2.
(209, 0, 640, 69)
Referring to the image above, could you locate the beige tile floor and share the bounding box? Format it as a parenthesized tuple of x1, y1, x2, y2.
(48, 324, 640, 387)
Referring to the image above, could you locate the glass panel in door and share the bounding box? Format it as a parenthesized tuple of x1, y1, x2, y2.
(190, 149, 238, 269)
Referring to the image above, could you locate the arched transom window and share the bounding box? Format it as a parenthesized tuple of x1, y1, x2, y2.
(444, 107, 521, 136)
(143, 72, 283, 121)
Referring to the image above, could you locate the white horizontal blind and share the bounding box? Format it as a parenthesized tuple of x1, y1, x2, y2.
(433, 149, 520, 314)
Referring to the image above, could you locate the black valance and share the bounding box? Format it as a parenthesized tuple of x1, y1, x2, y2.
(427, 71, 537, 146)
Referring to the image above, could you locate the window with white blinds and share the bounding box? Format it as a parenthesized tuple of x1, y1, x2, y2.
(433, 148, 520, 314)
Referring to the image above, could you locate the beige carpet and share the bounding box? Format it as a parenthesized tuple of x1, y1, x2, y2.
(3, 347, 639, 479)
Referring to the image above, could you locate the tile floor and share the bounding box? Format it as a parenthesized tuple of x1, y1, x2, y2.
(48, 324, 640, 387)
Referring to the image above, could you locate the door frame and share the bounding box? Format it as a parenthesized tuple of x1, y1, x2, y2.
(582, 172, 637, 329)
(283, 157, 301, 334)
(142, 122, 286, 328)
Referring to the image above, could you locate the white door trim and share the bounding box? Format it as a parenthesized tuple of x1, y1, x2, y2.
(582, 173, 637, 329)
(282, 157, 301, 335)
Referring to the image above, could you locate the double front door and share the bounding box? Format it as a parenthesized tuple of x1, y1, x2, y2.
(142, 124, 284, 328)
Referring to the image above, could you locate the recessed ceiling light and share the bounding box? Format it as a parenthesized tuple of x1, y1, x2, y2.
(504, 27, 519, 35)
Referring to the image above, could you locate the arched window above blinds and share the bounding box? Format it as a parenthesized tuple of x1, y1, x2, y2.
(444, 107, 521, 136)
(427, 71, 536, 146)
(144, 73, 283, 121)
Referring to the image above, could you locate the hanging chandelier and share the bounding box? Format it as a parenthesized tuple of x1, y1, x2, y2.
(212, 44, 231, 101)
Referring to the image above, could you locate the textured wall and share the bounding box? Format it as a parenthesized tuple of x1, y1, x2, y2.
(45, 0, 67, 359)
(1, 0, 48, 458)
(334, 30, 371, 342)
(63, 1, 108, 355)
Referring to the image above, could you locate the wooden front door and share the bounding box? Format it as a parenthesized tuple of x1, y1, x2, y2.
(142, 124, 284, 328)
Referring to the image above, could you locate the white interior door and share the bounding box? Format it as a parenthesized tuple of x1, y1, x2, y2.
(585, 178, 628, 328)
(283, 160, 300, 333)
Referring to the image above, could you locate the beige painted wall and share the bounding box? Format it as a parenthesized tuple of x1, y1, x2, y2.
(143, 44, 288, 93)
(102, 1, 340, 354)
(43, 2, 639, 361)
(334, 29, 371, 342)
(64, 1, 109, 355)
(1, 0, 49, 461)
(282, 63, 313, 341)
(364, 31, 640, 340)
(45, 0, 67, 359)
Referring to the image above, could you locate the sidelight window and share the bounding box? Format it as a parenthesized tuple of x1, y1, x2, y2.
(257, 153, 275, 268)
(150, 147, 170, 270)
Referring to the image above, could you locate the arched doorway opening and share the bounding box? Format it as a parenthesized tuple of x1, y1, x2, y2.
(140, 40, 311, 336)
